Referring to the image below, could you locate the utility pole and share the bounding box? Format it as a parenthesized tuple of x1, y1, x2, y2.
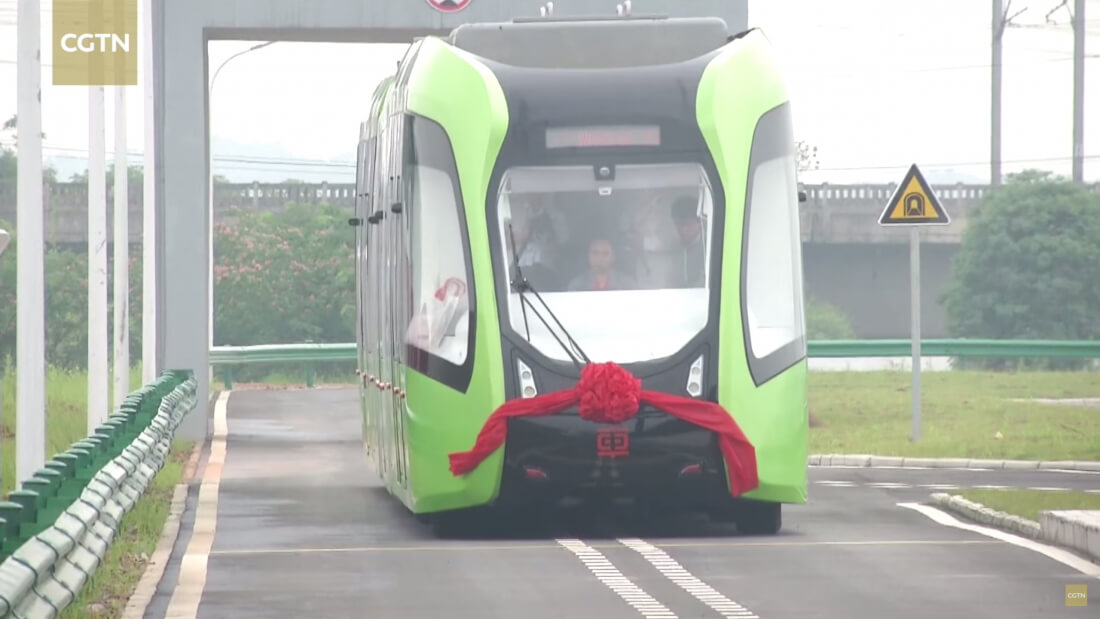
(1072, 0, 1085, 184)
(991, 1, 1027, 188)
(992, 0, 1003, 187)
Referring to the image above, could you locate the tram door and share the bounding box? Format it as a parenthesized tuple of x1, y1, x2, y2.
(394, 112, 413, 489)
(356, 133, 374, 463)
(383, 109, 409, 489)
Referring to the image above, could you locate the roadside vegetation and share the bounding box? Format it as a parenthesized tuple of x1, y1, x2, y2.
(59, 441, 192, 619)
(808, 370, 1099, 461)
(954, 488, 1100, 523)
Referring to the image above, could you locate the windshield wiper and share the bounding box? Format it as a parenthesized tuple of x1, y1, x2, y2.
(505, 222, 591, 370)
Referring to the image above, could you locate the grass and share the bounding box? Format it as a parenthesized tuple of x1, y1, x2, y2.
(808, 370, 1100, 461)
(0, 365, 145, 497)
(954, 488, 1100, 523)
(59, 439, 193, 619)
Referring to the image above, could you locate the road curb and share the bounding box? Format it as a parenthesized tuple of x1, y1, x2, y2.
(929, 492, 1042, 539)
(1038, 510, 1100, 566)
(809, 454, 1100, 471)
(121, 440, 205, 619)
(930, 493, 1100, 565)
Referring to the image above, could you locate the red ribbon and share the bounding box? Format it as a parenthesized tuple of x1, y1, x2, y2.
(448, 362, 759, 497)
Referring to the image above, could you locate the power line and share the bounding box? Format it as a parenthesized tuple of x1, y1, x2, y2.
(3, 143, 1097, 178)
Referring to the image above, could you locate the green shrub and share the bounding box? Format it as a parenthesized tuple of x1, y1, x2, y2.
(940, 170, 1100, 370)
(0, 220, 142, 372)
(805, 296, 857, 340)
(212, 201, 355, 382)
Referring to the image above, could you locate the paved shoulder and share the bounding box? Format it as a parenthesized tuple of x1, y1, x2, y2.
(148, 388, 643, 619)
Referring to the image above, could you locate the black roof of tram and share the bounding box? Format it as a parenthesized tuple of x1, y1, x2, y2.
(445, 16, 733, 69)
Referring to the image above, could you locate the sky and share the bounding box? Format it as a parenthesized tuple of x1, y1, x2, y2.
(0, 0, 1098, 185)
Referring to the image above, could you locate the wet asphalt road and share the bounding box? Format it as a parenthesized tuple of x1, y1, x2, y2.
(141, 388, 1099, 619)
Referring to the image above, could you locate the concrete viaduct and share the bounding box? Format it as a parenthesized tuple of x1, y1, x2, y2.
(14, 179, 1096, 340)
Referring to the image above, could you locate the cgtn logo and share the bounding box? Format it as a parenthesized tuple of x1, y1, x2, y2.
(59, 32, 131, 53)
(1068, 591, 1086, 599)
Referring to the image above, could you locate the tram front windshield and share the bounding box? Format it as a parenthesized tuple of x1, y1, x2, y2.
(495, 162, 715, 364)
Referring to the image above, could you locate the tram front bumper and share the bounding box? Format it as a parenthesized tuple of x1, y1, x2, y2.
(501, 406, 727, 500)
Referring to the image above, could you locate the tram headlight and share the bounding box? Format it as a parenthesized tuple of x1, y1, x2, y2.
(517, 359, 538, 398)
(686, 354, 704, 397)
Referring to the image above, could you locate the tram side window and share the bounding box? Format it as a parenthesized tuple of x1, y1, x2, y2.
(744, 152, 806, 362)
(404, 118, 471, 366)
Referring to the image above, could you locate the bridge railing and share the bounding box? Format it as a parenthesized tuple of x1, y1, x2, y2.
(209, 339, 1100, 388)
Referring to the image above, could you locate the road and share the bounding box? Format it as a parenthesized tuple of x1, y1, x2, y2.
(140, 388, 1099, 619)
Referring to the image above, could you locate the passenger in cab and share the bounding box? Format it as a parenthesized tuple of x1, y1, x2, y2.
(507, 203, 562, 290)
(671, 197, 705, 287)
(567, 238, 637, 291)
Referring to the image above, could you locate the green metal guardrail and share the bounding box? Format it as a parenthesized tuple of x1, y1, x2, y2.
(0, 369, 199, 617)
(211, 343, 356, 388)
(209, 339, 1100, 388)
(807, 339, 1100, 358)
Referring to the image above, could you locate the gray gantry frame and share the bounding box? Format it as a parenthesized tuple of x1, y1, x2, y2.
(150, 0, 748, 441)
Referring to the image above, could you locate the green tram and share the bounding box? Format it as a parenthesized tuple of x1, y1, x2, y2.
(350, 15, 808, 534)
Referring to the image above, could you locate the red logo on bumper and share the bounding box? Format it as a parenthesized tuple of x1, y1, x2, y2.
(597, 428, 629, 458)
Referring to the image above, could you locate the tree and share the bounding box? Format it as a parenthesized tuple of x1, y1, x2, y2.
(2, 114, 47, 147)
(2, 114, 58, 183)
(940, 169, 1100, 369)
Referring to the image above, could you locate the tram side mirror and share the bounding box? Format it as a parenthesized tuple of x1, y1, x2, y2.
(798, 190, 807, 203)
(348, 217, 362, 227)
(391, 202, 403, 214)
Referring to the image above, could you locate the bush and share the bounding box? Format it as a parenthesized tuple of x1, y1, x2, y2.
(213, 201, 355, 382)
(0, 220, 142, 372)
(805, 296, 857, 340)
(940, 170, 1100, 370)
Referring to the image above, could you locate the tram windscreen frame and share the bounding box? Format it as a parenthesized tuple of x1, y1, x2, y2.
(491, 162, 715, 364)
(545, 125, 661, 149)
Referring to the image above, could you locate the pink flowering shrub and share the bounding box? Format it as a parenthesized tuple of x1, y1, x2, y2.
(213, 201, 355, 348)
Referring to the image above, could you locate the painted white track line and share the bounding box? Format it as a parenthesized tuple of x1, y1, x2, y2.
(619, 538, 760, 619)
(556, 539, 678, 619)
(164, 390, 231, 618)
(814, 480, 1098, 492)
(898, 502, 1100, 579)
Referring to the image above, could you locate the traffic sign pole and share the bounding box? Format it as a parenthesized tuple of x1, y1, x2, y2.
(909, 227, 921, 442)
(878, 163, 949, 444)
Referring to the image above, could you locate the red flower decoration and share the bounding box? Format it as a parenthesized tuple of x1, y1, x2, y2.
(577, 362, 641, 424)
(447, 361, 760, 497)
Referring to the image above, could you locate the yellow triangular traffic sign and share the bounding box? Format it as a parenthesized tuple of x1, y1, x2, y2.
(878, 164, 950, 226)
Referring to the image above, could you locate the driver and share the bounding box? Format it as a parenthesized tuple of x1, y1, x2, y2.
(567, 238, 637, 291)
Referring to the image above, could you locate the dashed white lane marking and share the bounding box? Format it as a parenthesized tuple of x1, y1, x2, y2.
(619, 538, 760, 619)
(556, 539, 678, 618)
(1025, 486, 1073, 492)
(898, 502, 1100, 579)
(165, 390, 231, 619)
(866, 481, 911, 488)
